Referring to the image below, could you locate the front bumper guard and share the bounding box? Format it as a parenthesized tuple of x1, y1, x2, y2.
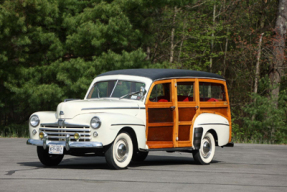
(27, 134, 103, 151)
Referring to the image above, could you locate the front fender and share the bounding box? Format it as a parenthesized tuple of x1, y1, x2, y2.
(76, 113, 146, 147)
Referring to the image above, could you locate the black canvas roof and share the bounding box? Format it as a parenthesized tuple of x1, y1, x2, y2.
(98, 69, 224, 81)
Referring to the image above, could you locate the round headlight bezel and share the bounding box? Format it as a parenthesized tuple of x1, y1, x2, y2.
(30, 115, 40, 127)
(90, 116, 101, 129)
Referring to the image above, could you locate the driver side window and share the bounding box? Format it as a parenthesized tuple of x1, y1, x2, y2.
(149, 83, 171, 102)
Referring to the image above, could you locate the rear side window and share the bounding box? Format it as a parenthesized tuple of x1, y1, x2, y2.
(199, 82, 226, 102)
(177, 82, 194, 102)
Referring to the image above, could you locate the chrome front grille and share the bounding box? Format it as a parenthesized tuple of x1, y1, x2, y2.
(39, 124, 91, 141)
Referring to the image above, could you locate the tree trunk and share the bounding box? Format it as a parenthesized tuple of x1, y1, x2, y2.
(210, 2, 216, 72)
(146, 46, 151, 60)
(269, 0, 287, 107)
(254, 33, 264, 96)
(252, 33, 264, 121)
(170, 6, 177, 63)
(223, 27, 229, 77)
(178, 18, 186, 67)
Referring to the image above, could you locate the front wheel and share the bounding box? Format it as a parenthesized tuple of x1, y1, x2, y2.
(37, 146, 64, 166)
(193, 132, 215, 165)
(105, 132, 133, 169)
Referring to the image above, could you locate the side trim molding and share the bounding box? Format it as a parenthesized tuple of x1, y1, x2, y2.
(111, 124, 145, 127)
(199, 123, 229, 126)
(82, 107, 146, 110)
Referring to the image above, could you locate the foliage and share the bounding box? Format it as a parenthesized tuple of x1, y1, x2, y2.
(0, 0, 286, 143)
(241, 92, 287, 144)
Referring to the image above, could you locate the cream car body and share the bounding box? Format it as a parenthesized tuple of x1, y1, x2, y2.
(29, 75, 151, 150)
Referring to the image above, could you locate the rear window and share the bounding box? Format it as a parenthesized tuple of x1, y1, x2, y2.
(199, 82, 226, 102)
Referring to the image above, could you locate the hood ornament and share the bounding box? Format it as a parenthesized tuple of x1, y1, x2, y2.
(59, 111, 64, 115)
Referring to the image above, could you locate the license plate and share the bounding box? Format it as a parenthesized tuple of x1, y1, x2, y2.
(49, 145, 64, 155)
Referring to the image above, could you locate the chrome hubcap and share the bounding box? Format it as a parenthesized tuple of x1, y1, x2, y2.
(118, 144, 127, 156)
(115, 139, 128, 162)
(201, 137, 212, 158)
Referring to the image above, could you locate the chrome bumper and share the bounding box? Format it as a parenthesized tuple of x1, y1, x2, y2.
(27, 138, 103, 150)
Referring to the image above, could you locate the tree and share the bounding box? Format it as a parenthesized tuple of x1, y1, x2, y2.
(269, 0, 287, 107)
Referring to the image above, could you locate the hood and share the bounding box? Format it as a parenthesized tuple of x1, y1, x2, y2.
(56, 99, 140, 119)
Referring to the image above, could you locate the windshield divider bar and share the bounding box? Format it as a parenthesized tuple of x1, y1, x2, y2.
(110, 80, 118, 97)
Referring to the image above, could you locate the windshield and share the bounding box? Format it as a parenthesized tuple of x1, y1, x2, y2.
(87, 80, 145, 100)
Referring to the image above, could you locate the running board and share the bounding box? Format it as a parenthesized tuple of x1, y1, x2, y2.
(140, 147, 193, 152)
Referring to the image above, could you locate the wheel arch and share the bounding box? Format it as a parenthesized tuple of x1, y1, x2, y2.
(119, 127, 139, 152)
(207, 129, 218, 146)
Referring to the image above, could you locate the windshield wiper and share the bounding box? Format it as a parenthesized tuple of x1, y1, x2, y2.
(119, 91, 141, 99)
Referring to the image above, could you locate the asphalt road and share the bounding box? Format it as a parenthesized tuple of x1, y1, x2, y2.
(0, 138, 286, 192)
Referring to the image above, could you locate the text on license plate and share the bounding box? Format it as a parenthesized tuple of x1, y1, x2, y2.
(49, 145, 64, 154)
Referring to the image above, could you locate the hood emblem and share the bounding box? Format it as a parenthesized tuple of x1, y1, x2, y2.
(58, 119, 65, 127)
(59, 111, 64, 115)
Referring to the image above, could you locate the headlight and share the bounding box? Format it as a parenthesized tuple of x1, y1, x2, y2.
(90, 116, 101, 129)
(30, 115, 40, 127)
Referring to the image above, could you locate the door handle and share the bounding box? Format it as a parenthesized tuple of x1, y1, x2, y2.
(195, 106, 199, 110)
(170, 106, 175, 111)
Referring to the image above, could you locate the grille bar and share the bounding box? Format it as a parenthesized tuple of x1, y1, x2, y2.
(48, 136, 91, 140)
(43, 132, 91, 136)
(40, 128, 91, 132)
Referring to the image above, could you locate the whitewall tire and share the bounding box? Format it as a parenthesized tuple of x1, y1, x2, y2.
(193, 132, 215, 165)
(105, 132, 133, 169)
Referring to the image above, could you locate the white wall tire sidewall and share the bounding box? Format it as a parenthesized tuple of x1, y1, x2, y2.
(199, 133, 215, 164)
(112, 133, 133, 169)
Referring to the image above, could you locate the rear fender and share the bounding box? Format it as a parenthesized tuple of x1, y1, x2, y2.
(193, 113, 229, 146)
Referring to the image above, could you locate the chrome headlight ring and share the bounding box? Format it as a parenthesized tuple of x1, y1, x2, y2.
(30, 115, 40, 127)
(90, 116, 101, 129)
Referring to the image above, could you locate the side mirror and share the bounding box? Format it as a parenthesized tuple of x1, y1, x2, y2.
(140, 86, 146, 97)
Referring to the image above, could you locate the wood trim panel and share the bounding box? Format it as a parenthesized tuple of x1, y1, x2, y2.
(178, 121, 193, 125)
(148, 108, 173, 123)
(146, 103, 173, 108)
(177, 102, 197, 107)
(178, 125, 190, 141)
(148, 122, 174, 127)
(147, 141, 173, 149)
(200, 102, 228, 108)
(147, 126, 173, 141)
(172, 79, 179, 147)
(177, 140, 192, 147)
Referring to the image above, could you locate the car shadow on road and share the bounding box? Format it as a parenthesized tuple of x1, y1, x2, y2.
(17, 155, 220, 170)
(130, 155, 220, 168)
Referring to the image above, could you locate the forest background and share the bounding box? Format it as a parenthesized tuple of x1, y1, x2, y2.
(0, 0, 287, 144)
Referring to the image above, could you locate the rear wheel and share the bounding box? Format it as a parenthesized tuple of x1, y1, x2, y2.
(37, 146, 64, 166)
(105, 132, 133, 169)
(193, 132, 215, 165)
(132, 151, 148, 162)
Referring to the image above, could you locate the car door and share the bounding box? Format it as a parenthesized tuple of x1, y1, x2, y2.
(175, 79, 199, 147)
(145, 80, 177, 149)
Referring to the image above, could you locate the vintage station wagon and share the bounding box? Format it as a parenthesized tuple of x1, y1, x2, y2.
(27, 69, 233, 169)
